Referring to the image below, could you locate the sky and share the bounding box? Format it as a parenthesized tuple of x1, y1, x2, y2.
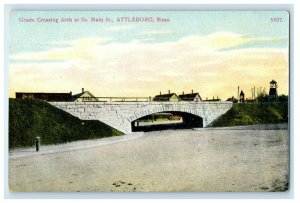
(9, 11, 289, 100)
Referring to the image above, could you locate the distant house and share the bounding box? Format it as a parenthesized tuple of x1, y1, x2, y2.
(152, 91, 180, 102)
(178, 91, 202, 102)
(72, 88, 98, 102)
(239, 90, 245, 103)
(15, 92, 71, 101)
(226, 96, 238, 103)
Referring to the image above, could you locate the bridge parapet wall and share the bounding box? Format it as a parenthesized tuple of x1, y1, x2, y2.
(49, 102, 233, 133)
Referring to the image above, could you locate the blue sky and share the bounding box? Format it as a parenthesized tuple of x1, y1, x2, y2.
(9, 11, 289, 99)
(10, 11, 289, 54)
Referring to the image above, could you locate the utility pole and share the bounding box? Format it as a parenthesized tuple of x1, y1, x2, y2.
(237, 86, 240, 103)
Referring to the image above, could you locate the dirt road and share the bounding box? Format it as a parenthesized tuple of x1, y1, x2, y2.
(9, 125, 289, 192)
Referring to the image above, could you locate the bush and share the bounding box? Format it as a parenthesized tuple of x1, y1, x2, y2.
(210, 102, 288, 127)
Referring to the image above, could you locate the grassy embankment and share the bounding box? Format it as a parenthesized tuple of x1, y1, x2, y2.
(9, 99, 123, 149)
(210, 102, 288, 127)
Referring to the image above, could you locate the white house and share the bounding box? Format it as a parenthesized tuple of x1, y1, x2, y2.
(72, 88, 98, 102)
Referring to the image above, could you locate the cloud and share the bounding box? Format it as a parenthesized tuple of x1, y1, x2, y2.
(10, 37, 111, 62)
(139, 30, 175, 35)
(252, 36, 286, 43)
(106, 25, 136, 32)
(140, 38, 155, 42)
(176, 32, 287, 51)
(9, 32, 289, 99)
(48, 37, 111, 46)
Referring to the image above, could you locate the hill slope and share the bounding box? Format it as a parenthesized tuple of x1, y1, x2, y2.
(210, 102, 288, 127)
(9, 99, 123, 149)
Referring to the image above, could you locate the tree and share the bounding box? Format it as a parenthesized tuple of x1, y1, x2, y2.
(256, 88, 268, 103)
(278, 94, 288, 102)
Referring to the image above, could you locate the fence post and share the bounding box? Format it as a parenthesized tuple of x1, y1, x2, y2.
(36, 137, 40, 152)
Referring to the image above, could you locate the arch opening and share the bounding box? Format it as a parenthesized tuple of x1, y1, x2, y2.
(131, 111, 203, 132)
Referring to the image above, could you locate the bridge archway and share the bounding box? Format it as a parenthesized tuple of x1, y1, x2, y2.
(131, 111, 203, 132)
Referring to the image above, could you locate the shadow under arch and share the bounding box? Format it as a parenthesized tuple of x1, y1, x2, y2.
(131, 111, 203, 132)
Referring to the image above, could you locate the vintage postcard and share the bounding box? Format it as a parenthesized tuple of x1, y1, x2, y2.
(8, 11, 289, 192)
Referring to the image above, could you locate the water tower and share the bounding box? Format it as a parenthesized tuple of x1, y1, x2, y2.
(268, 80, 278, 102)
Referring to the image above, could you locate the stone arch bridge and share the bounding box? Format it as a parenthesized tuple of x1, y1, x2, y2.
(49, 102, 233, 134)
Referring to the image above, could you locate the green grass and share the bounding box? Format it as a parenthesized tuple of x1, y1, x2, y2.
(210, 102, 288, 127)
(9, 99, 123, 149)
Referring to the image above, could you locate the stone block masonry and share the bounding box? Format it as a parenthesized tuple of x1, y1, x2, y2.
(49, 102, 233, 134)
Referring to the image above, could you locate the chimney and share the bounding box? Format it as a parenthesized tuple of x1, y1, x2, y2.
(168, 90, 170, 94)
(82, 88, 84, 93)
(70, 91, 72, 96)
(182, 91, 184, 95)
(192, 89, 193, 94)
(160, 91, 161, 95)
